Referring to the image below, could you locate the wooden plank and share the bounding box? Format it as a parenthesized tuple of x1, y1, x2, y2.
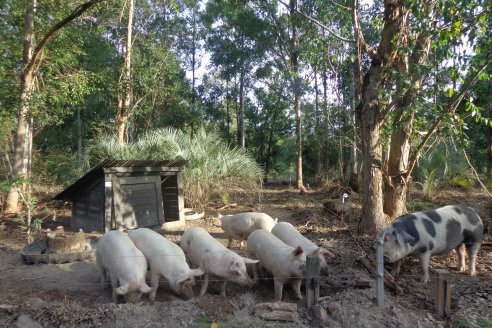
(435, 269, 451, 317)
(104, 167, 181, 174)
(305, 255, 320, 309)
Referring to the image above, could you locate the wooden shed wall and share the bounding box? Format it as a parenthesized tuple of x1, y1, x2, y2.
(161, 173, 183, 222)
(71, 180, 105, 232)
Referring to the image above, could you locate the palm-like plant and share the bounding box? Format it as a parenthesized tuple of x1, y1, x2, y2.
(81, 127, 263, 209)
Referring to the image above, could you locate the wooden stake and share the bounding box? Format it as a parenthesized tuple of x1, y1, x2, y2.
(305, 254, 320, 309)
(434, 269, 451, 317)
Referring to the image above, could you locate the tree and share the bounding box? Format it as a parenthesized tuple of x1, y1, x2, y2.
(5, 0, 104, 214)
(116, 0, 134, 144)
(353, 0, 490, 231)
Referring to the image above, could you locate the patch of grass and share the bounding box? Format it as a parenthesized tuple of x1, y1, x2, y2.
(451, 316, 470, 328)
(407, 201, 425, 212)
(478, 319, 492, 328)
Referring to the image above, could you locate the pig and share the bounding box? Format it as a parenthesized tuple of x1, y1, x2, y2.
(128, 228, 204, 301)
(247, 229, 306, 302)
(180, 227, 259, 296)
(382, 205, 483, 283)
(96, 230, 152, 302)
(218, 212, 278, 248)
(271, 221, 335, 275)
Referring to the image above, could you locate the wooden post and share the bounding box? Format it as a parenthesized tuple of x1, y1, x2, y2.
(305, 254, 320, 309)
(376, 230, 386, 307)
(434, 269, 451, 317)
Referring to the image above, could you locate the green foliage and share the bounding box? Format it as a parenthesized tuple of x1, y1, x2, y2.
(451, 316, 470, 328)
(407, 201, 425, 212)
(82, 128, 263, 209)
(478, 319, 492, 328)
(415, 168, 441, 200)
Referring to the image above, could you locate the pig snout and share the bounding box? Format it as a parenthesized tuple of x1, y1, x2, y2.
(231, 273, 255, 287)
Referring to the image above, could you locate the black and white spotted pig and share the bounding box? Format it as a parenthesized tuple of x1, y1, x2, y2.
(382, 205, 483, 282)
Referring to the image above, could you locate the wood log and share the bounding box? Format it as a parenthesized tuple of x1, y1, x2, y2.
(255, 302, 298, 322)
(46, 231, 91, 254)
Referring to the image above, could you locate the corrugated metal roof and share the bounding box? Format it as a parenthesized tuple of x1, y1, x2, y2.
(54, 159, 187, 201)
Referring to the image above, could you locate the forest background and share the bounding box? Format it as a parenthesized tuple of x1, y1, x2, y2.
(0, 0, 490, 236)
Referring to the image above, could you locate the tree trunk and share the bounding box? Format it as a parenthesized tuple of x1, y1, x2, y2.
(4, 0, 36, 214)
(356, 0, 408, 232)
(116, 0, 134, 144)
(488, 124, 492, 182)
(237, 69, 245, 148)
(359, 98, 386, 232)
(384, 112, 413, 218)
(4, 0, 104, 213)
(290, 0, 303, 190)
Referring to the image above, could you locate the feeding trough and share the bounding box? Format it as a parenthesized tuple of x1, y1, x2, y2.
(21, 229, 95, 264)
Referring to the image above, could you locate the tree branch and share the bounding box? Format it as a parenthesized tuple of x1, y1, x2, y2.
(406, 55, 492, 176)
(276, 0, 355, 43)
(352, 0, 378, 60)
(23, 0, 105, 82)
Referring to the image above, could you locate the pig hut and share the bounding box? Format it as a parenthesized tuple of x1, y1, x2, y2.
(54, 160, 187, 233)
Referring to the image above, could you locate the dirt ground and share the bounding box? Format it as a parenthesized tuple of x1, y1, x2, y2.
(0, 184, 491, 328)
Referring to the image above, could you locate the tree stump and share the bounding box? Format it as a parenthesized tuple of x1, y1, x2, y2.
(46, 231, 91, 254)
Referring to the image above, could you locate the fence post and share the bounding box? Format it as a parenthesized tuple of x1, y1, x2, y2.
(376, 230, 386, 308)
(435, 269, 451, 317)
(305, 254, 320, 309)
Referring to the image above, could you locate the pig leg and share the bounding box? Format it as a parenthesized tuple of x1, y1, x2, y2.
(227, 236, 233, 249)
(149, 272, 160, 302)
(100, 268, 107, 290)
(291, 279, 302, 300)
(199, 274, 209, 296)
(273, 277, 284, 302)
(252, 263, 259, 284)
(239, 236, 244, 249)
(391, 259, 403, 277)
(219, 280, 227, 297)
(455, 244, 466, 272)
(419, 252, 431, 283)
(110, 275, 119, 303)
(466, 242, 480, 276)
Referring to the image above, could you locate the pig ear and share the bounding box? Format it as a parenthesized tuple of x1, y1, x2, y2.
(139, 283, 152, 294)
(242, 257, 259, 265)
(396, 229, 414, 245)
(190, 268, 205, 277)
(218, 212, 223, 220)
(322, 249, 335, 259)
(292, 246, 304, 257)
(178, 276, 193, 286)
(228, 261, 241, 274)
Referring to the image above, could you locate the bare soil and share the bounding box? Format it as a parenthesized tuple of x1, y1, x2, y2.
(0, 185, 491, 328)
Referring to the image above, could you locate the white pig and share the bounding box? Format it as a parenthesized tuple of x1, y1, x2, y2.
(218, 212, 278, 248)
(180, 227, 258, 296)
(96, 230, 152, 302)
(128, 228, 204, 301)
(272, 221, 335, 275)
(247, 229, 306, 302)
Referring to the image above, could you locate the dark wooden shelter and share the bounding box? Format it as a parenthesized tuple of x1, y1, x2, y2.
(54, 160, 187, 233)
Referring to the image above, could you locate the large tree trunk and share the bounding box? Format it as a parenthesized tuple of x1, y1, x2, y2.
(384, 112, 413, 218)
(290, 0, 303, 190)
(356, 0, 408, 233)
(116, 0, 134, 144)
(4, 0, 36, 214)
(4, 0, 104, 214)
(383, 4, 435, 218)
